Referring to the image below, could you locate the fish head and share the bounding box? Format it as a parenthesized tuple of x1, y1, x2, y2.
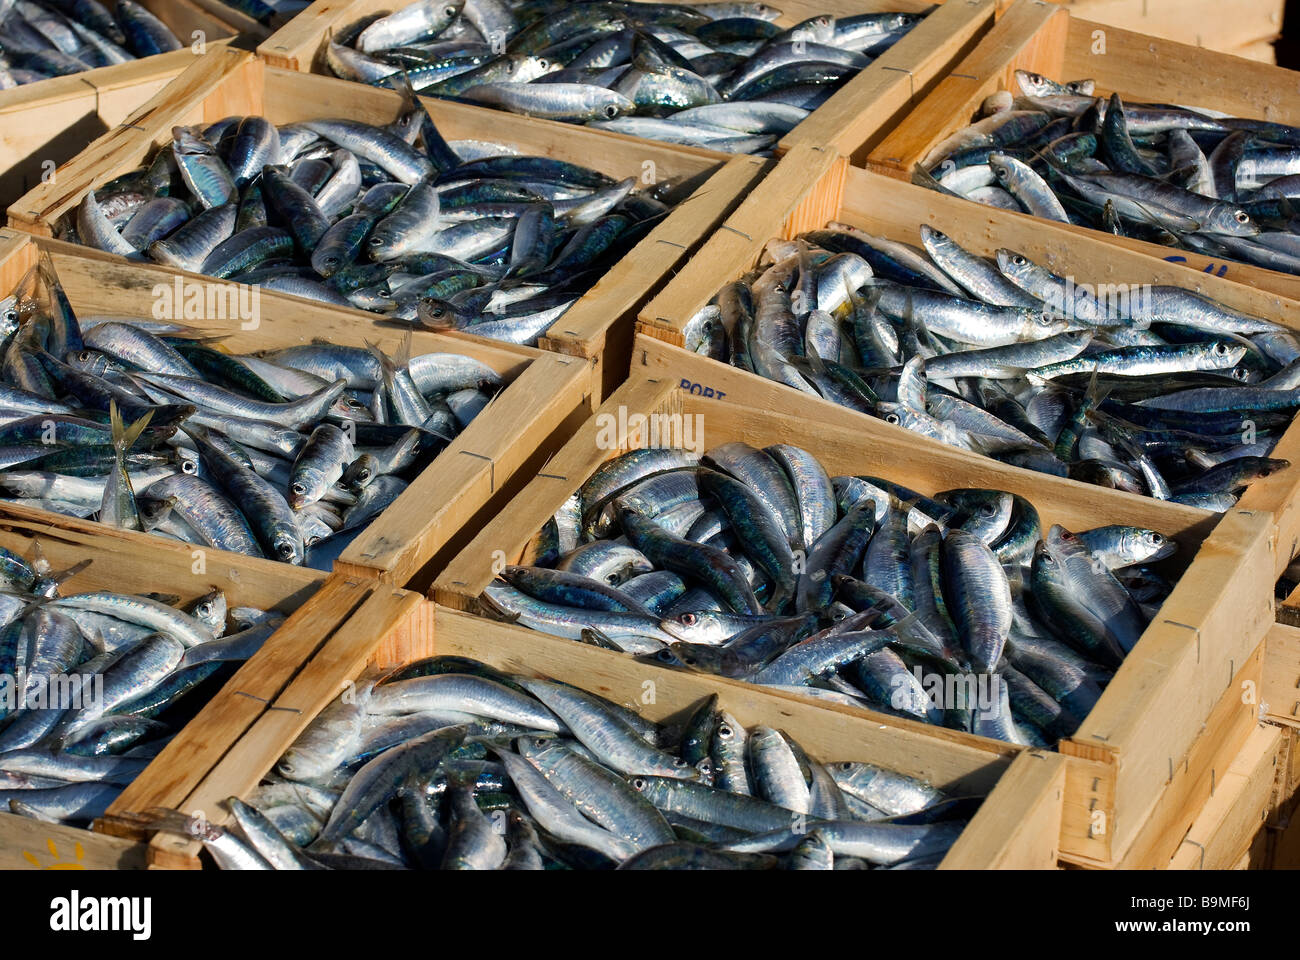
(341, 454, 378, 492)
(330, 393, 373, 421)
(415, 297, 470, 330)
(1027, 309, 1070, 339)
(288, 470, 324, 510)
(188, 589, 227, 632)
(1129, 528, 1175, 564)
(66, 349, 113, 376)
(660, 609, 749, 644)
(269, 524, 305, 565)
(995, 248, 1037, 286)
(1030, 538, 1065, 585)
(1206, 340, 1249, 369)
(666, 641, 727, 673)
(1207, 204, 1260, 238)
(1015, 69, 1057, 97)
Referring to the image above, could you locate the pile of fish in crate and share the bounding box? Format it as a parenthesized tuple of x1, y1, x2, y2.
(0, 0, 1297, 873)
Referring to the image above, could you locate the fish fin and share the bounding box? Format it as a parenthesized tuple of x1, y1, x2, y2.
(50, 558, 92, 586)
(911, 163, 967, 200)
(365, 339, 395, 377)
(577, 627, 621, 651)
(475, 591, 520, 624)
(114, 403, 154, 455)
(25, 538, 49, 577)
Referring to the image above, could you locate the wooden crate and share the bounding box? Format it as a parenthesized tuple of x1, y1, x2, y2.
(5, 47, 769, 401)
(430, 373, 1276, 866)
(0, 228, 593, 590)
(864, 0, 1300, 299)
(637, 144, 1300, 578)
(0, 0, 261, 215)
(1044, 0, 1284, 57)
(0, 488, 324, 868)
(127, 591, 1063, 869)
(258, 0, 998, 165)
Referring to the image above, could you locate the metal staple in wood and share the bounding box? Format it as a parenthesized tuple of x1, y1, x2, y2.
(459, 451, 495, 491)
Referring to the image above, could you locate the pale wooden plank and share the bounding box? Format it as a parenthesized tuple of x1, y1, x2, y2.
(1168, 724, 1284, 870)
(1105, 646, 1265, 868)
(1263, 624, 1300, 728)
(939, 750, 1065, 869)
(0, 813, 147, 870)
(1054, 0, 1283, 53)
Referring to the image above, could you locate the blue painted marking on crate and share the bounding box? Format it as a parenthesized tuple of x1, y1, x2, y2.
(679, 378, 726, 400)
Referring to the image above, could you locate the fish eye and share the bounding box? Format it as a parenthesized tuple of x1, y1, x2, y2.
(603, 104, 620, 119)
(995, 166, 1008, 180)
(838, 762, 853, 771)
(1212, 342, 1228, 356)
(672, 758, 687, 768)
(277, 543, 296, 559)
(885, 413, 900, 425)
(679, 612, 697, 626)
(181, 460, 198, 475)
(980, 503, 996, 517)
(1235, 211, 1249, 223)
(718, 724, 733, 739)
(1013, 255, 1027, 266)
(1233, 368, 1249, 381)
(538, 58, 549, 69)
(444, 4, 456, 14)
(291, 482, 307, 496)
(369, 237, 385, 246)
(631, 777, 647, 789)
(358, 468, 371, 481)
(683, 656, 696, 666)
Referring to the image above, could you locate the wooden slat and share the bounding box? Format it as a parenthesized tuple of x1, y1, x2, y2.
(1052, 0, 1284, 54)
(1168, 723, 1285, 870)
(939, 750, 1066, 869)
(0, 813, 147, 870)
(1263, 624, 1300, 728)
